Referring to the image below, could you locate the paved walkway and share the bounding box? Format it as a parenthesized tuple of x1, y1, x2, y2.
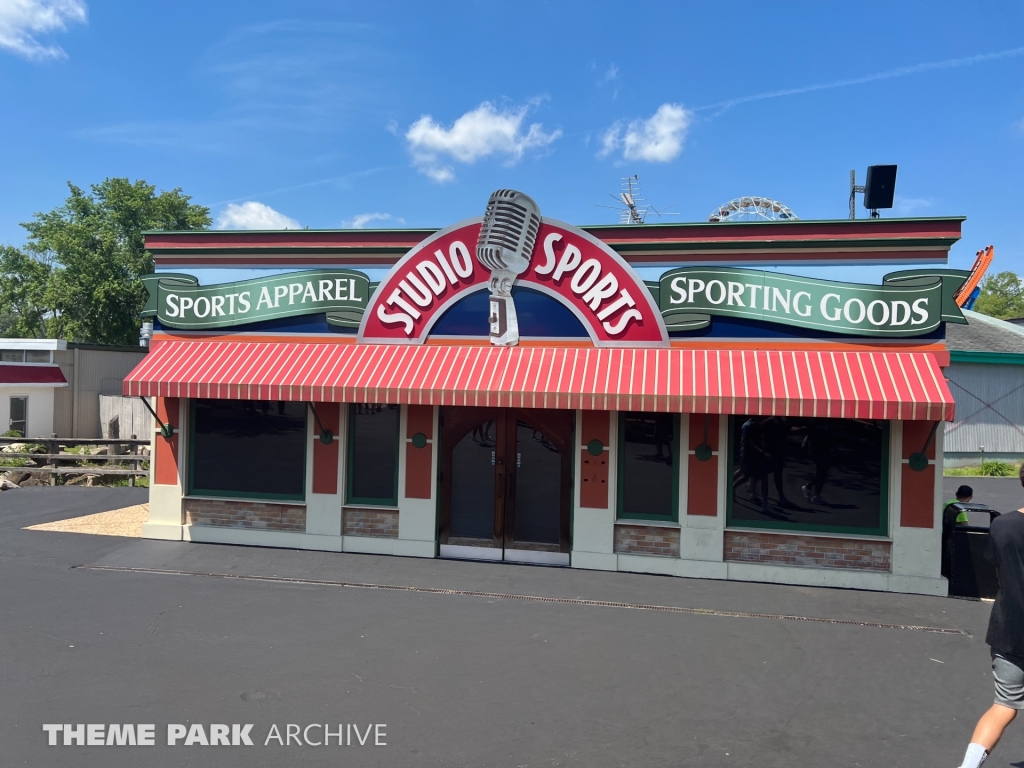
(943, 475, 1023, 514)
(2, 487, 1023, 767)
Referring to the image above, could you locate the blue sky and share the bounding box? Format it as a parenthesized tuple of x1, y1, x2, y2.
(1, 0, 1022, 277)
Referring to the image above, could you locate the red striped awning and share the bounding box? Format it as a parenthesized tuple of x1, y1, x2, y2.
(124, 341, 955, 421)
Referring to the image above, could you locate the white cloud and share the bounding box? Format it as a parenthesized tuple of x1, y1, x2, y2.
(404, 100, 561, 182)
(215, 201, 300, 230)
(893, 196, 934, 216)
(343, 212, 404, 229)
(604, 63, 619, 82)
(599, 103, 693, 163)
(0, 0, 86, 60)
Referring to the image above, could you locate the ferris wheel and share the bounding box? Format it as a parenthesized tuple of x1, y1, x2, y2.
(708, 196, 797, 223)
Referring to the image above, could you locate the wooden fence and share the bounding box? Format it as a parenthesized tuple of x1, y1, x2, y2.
(0, 435, 150, 487)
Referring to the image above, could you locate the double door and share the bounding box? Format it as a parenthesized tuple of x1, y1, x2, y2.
(439, 407, 572, 565)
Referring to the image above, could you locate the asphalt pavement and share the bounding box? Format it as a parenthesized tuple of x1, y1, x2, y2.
(2, 486, 1023, 767)
(943, 475, 1023, 514)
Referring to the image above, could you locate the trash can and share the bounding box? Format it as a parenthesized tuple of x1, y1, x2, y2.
(946, 502, 1001, 599)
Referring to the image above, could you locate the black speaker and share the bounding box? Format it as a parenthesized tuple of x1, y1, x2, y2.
(863, 165, 897, 210)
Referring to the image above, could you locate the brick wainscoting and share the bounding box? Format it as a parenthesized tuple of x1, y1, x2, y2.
(185, 498, 306, 531)
(614, 524, 681, 557)
(724, 531, 891, 572)
(343, 508, 399, 538)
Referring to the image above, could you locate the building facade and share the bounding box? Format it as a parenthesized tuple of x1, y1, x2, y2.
(944, 310, 1024, 466)
(126, 193, 968, 596)
(0, 339, 67, 438)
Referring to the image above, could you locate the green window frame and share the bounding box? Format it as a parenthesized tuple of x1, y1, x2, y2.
(616, 412, 680, 522)
(346, 404, 401, 507)
(725, 416, 890, 536)
(187, 399, 307, 502)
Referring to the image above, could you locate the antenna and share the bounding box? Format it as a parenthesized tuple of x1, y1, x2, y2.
(595, 175, 680, 224)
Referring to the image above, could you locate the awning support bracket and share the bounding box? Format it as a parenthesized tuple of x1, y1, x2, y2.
(695, 415, 713, 462)
(137, 397, 175, 440)
(908, 421, 940, 472)
(307, 403, 334, 446)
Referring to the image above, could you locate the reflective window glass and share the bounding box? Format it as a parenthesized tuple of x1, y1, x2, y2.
(348, 404, 399, 504)
(619, 413, 677, 521)
(729, 416, 886, 533)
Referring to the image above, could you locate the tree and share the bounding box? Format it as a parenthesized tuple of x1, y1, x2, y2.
(0, 178, 210, 345)
(0, 245, 51, 338)
(973, 271, 1024, 321)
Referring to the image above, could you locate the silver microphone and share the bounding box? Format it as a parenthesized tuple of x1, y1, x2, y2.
(476, 189, 541, 346)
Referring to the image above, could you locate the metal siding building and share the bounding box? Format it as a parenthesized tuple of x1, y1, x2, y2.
(944, 310, 1024, 464)
(52, 344, 148, 438)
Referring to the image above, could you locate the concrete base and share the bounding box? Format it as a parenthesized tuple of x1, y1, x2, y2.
(141, 522, 184, 541)
(726, 561, 891, 592)
(570, 551, 618, 571)
(184, 525, 343, 552)
(616, 554, 728, 580)
(887, 574, 949, 596)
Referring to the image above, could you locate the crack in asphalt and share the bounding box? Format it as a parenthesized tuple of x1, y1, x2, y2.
(72, 564, 971, 636)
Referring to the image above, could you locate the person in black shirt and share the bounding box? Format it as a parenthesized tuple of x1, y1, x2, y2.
(957, 464, 1024, 768)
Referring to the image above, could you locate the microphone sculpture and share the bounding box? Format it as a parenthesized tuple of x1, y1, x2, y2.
(476, 189, 542, 346)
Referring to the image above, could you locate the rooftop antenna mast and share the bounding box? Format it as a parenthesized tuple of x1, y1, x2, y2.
(596, 175, 680, 224)
(618, 175, 647, 224)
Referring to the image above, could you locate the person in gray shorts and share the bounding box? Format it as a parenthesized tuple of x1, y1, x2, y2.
(957, 464, 1024, 768)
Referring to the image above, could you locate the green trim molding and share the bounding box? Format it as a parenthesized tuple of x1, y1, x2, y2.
(345, 404, 401, 507)
(724, 417, 890, 537)
(616, 413, 680, 523)
(187, 400, 307, 503)
(949, 350, 1024, 366)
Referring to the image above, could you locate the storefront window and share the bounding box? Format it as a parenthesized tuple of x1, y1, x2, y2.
(347, 404, 400, 505)
(728, 416, 888, 535)
(617, 413, 678, 521)
(190, 399, 307, 500)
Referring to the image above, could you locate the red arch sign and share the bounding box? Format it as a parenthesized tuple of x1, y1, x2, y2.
(358, 217, 668, 347)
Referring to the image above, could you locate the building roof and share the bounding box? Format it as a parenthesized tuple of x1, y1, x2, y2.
(144, 216, 964, 268)
(0, 339, 67, 350)
(947, 310, 1024, 356)
(0, 364, 68, 386)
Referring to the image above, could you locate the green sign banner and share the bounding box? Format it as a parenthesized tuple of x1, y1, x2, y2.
(142, 266, 969, 337)
(141, 270, 372, 330)
(653, 267, 970, 336)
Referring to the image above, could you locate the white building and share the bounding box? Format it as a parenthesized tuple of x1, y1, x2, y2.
(0, 340, 68, 438)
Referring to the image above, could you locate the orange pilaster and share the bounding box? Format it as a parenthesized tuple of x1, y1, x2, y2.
(405, 405, 433, 499)
(153, 397, 180, 486)
(311, 402, 340, 495)
(687, 414, 719, 516)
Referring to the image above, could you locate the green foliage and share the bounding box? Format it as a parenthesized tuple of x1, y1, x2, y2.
(0, 457, 30, 468)
(945, 461, 1022, 477)
(1, 429, 24, 438)
(973, 271, 1024, 320)
(980, 459, 1017, 477)
(0, 246, 51, 337)
(0, 178, 210, 345)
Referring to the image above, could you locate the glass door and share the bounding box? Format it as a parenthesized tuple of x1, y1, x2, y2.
(503, 410, 572, 564)
(9, 397, 27, 437)
(439, 407, 572, 565)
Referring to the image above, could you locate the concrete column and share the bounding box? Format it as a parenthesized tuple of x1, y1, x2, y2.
(304, 402, 343, 550)
(677, 413, 727, 578)
(571, 409, 617, 571)
(395, 405, 438, 558)
(890, 420, 947, 595)
(142, 396, 184, 541)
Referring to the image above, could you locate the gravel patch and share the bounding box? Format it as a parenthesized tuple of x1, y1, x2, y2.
(24, 503, 148, 538)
